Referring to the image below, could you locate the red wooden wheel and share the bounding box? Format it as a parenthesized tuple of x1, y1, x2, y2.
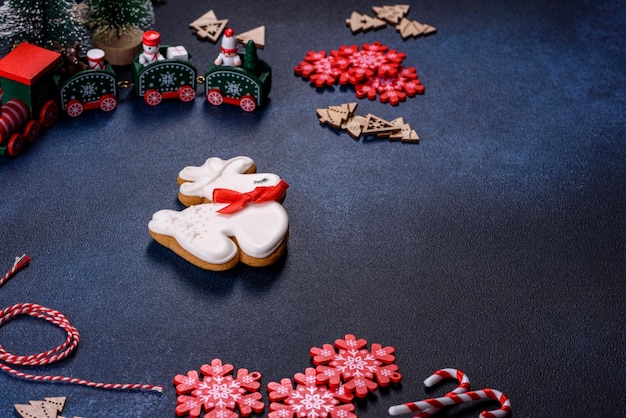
(144, 89, 162, 106)
(8, 133, 24, 157)
(99, 94, 117, 112)
(206, 88, 223, 106)
(178, 86, 195, 102)
(23, 120, 40, 143)
(39, 100, 58, 127)
(66, 100, 84, 117)
(239, 95, 257, 112)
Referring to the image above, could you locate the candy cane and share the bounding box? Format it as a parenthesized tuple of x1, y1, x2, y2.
(1, 255, 163, 392)
(387, 368, 470, 417)
(391, 388, 511, 418)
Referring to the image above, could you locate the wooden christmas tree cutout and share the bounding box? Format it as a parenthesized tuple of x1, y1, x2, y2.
(317, 108, 349, 129)
(317, 102, 359, 129)
(236, 26, 266, 49)
(396, 17, 437, 39)
(362, 113, 401, 135)
(317, 103, 421, 143)
(346, 11, 386, 33)
(372, 4, 410, 25)
(346, 11, 366, 33)
(43, 398, 66, 412)
(328, 102, 358, 118)
(345, 5, 435, 40)
(189, 10, 228, 42)
(14, 397, 84, 418)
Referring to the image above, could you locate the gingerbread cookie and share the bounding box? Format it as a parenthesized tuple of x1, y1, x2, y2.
(149, 157, 289, 271)
(177, 156, 284, 207)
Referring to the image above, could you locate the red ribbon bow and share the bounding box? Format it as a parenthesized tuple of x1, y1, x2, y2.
(212, 180, 289, 214)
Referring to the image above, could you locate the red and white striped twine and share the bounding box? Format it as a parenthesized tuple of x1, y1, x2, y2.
(1, 255, 163, 392)
(0, 254, 31, 287)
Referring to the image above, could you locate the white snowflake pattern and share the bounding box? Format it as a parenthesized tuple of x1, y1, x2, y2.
(296, 387, 333, 413)
(173, 359, 264, 417)
(80, 82, 96, 97)
(310, 334, 402, 398)
(226, 80, 242, 96)
(196, 375, 241, 408)
(160, 72, 176, 86)
(267, 368, 356, 418)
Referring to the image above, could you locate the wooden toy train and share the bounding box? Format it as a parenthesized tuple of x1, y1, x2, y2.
(0, 38, 271, 157)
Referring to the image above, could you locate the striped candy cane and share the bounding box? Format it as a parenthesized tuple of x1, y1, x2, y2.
(391, 388, 511, 418)
(388, 368, 470, 417)
(1, 256, 163, 392)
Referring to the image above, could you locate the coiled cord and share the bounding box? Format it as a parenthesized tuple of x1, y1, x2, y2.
(0, 255, 162, 392)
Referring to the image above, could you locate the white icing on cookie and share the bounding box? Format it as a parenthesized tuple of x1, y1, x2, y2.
(178, 156, 282, 202)
(148, 201, 288, 263)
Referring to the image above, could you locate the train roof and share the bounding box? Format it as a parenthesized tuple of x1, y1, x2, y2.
(0, 43, 62, 86)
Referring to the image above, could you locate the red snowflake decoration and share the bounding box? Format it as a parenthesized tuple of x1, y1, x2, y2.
(267, 368, 356, 418)
(294, 42, 424, 104)
(294, 51, 342, 87)
(174, 359, 264, 418)
(309, 334, 402, 399)
(355, 66, 425, 106)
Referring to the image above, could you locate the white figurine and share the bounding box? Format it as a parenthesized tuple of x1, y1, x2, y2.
(139, 31, 164, 66)
(214, 28, 241, 66)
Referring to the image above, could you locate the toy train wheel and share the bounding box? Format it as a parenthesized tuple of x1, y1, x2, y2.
(39, 100, 58, 128)
(23, 120, 41, 143)
(100, 94, 117, 112)
(8, 133, 24, 157)
(206, 88, 223, 106)
(144, 89, 162, 106)
(239, 95, 257, 112)
(66, 100, 84, 117)
(178, 86, 195, 102)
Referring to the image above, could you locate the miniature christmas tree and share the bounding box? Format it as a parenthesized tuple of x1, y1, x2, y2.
(0, 0, 90, 53)
(83, 0, 154, 43)
(243, 40, 260, 73)
(0, 16, 11, 57)
(82, 0, 155, 65)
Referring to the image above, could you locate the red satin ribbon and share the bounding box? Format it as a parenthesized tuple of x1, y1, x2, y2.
(213, 180, 289, 214)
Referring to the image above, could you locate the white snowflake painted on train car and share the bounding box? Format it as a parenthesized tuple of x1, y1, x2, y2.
(80, 82, 96, 97)
(160, 72, 176, 87)
(225, 80, 242, 96)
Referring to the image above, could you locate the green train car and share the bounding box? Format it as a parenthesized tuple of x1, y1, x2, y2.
(204, 41, 271, 112)
(132, 46, 197, 106)
(56, 60, 119, 117)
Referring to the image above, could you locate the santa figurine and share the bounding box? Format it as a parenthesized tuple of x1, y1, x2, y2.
(139, 30, 164, 66)
(214, 28, 241, 66)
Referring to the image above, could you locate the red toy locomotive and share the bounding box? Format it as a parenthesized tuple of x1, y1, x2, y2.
(0, 43, 61, 157)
